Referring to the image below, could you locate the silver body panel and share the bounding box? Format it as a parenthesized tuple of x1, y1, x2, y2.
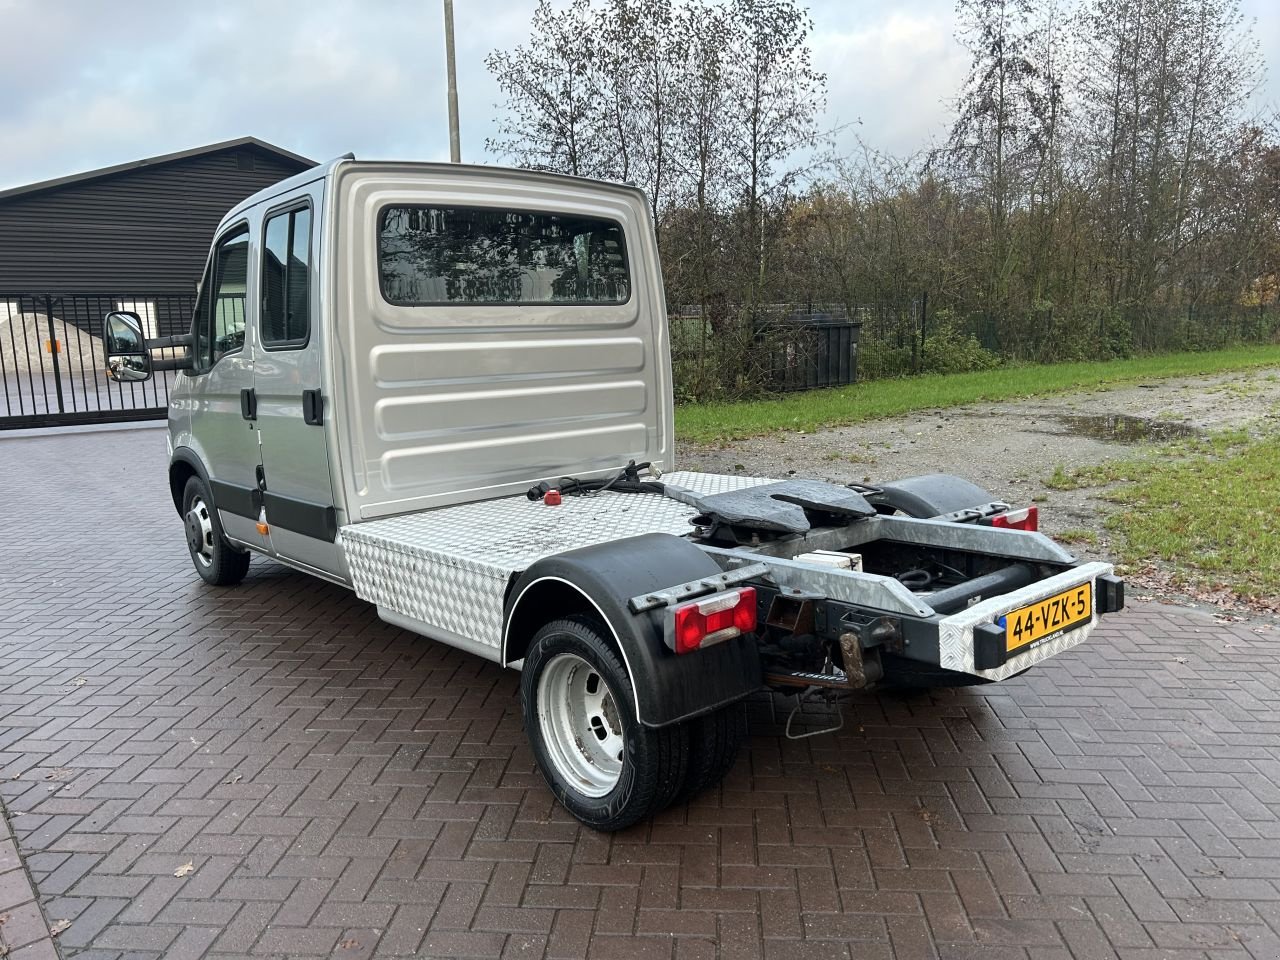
(252, 177, 344, 574)
(181, 350, 265, 550)
(328, 163, 675, 521)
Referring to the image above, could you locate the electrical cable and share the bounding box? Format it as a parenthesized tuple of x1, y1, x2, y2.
(526, 460, 665, 501)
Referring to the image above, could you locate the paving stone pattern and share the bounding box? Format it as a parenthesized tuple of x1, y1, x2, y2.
(1, 427, 1279, 959)
(0, 796, 58, 959)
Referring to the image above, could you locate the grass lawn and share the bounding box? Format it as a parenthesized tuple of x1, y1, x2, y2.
(675, 343, 1280, 443)
(1049, 431, 1280, 601)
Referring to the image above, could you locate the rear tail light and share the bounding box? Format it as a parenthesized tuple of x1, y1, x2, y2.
(671, 587, 757, 654)
(990, 505, 1038, 531)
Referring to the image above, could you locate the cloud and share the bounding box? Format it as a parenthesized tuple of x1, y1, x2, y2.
(0, 0, 527, 188)
(0, 0, 1275, 192)
(809, 8, 969, 157)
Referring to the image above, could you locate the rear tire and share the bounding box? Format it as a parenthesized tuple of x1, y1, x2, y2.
(181, 476, 251, 587)
(522, 617, 688, 832)
(673, 701, 747, 805)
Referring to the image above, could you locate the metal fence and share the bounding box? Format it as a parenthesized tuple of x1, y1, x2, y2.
(3, 292, 866, 430)
(671, 304, 863, 398)
(1, 294, 195, 430)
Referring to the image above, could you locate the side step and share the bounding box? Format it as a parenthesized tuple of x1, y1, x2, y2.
(764, 631, 883, 690)
(764, 669, 851, 690)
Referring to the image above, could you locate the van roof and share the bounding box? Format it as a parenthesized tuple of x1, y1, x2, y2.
(219, 156, 648, 230)
(220, 154, 351, 224)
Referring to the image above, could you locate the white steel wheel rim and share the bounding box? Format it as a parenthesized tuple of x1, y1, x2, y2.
(186, 495, 215, 568)
(536, 652, 625, 798)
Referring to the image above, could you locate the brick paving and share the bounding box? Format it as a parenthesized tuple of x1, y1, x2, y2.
(1, 426, 1279, 959)
(0, 798, 57, 959)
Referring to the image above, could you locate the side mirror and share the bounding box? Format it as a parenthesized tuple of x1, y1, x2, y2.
(103, 311, 152, 382)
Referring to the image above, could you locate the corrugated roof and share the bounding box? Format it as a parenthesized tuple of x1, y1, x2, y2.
(0, 137, 316, 202)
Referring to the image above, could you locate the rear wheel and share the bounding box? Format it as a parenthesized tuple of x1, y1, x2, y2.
(182, 476, 251, 587)
(674, 700, 747, 805)
(522, 617, 688, 832)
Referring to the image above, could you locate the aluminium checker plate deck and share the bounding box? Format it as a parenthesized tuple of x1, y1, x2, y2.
(339, 471, 775, 657)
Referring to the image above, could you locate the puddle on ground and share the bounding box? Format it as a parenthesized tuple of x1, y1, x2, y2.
(1056, 413, 1201, 443)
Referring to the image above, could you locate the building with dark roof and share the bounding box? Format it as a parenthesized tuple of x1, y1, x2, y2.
(0, 137, 315, 294)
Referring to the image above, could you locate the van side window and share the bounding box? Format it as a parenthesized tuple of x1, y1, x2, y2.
(378, 205, 630, 305)
(191, 227, 250, 371)
(261, 207, 312, 347)
(191, 262, 214, 372)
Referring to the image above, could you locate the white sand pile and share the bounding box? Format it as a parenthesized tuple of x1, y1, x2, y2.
(0, 311, 104, 376)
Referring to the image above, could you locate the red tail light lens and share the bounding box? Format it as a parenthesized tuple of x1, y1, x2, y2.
(672, 587, 757, 654)
(991, 505, 1039, 531)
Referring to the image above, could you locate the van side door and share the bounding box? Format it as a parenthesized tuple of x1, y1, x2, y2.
(253, 184, 342, 576)
(185, 222, 270, 552)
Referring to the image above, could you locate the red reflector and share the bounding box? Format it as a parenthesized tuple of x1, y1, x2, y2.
(672, 587, 757, 654)
(992, 505, 1038, 531)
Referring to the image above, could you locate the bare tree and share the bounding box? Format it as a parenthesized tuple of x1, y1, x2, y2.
(485, 0, 612, 177)
(1078, 0, 1260, 314)
(486, 0, 1279, 391)
(721, 0, 828, 298)
(947, 0, 1042, 344)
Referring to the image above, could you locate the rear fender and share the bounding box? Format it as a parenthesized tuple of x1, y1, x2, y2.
(503, 533, 763, 728)
(867, 473, 1002, 519)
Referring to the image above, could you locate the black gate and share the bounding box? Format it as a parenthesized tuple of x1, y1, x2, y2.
(768, 310, 862, 392)
(0, 294, 195, 429)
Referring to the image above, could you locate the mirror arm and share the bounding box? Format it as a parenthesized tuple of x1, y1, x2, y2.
(152, 356, 194, 373)
(146, 333, 193, 351)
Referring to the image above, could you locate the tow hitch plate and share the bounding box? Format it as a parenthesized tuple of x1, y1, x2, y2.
(1006, 582, 1092, 653)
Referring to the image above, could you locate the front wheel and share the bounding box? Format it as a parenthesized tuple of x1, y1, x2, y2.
(522, 617, 687, 832)
(181, 476, 251, 587)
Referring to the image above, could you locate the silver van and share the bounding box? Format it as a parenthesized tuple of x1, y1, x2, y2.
(105, 158, 1124, 830)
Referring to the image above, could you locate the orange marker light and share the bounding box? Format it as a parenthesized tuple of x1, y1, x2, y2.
(256, 521, 270, 535)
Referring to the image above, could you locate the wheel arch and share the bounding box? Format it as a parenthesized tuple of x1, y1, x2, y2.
(169, 448, 209, 516)
(505, 577, 613, 663)
(503, 533, 762, 729)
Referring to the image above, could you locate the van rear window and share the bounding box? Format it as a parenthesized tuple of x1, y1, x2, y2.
(378, 205, 630, 305)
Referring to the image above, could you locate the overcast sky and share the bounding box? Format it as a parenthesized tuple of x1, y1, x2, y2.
(1, 0, 1276, 192)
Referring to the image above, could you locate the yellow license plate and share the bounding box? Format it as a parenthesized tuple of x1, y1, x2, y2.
(1006, 582, 1092, 653)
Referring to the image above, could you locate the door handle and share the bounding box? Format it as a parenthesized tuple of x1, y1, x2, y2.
(240, 388, 256, 421)
(303, 389, 323, 426)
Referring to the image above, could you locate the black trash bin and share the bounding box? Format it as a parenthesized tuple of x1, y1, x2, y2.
(769, 309, 862, 392)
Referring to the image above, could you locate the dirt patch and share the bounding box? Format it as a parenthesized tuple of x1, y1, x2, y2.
(679, 366, 1280, 618)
